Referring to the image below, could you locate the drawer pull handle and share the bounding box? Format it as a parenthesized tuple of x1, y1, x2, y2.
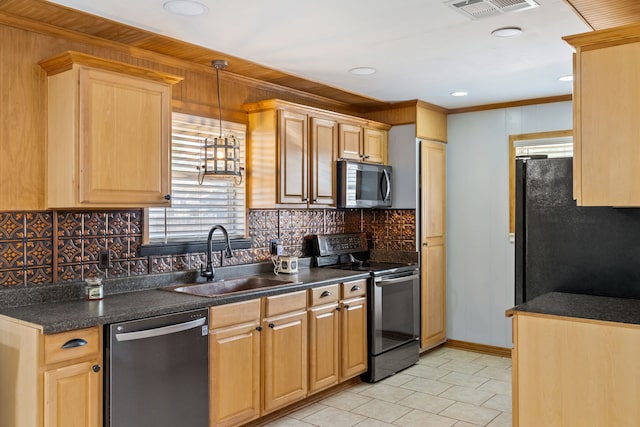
(320, 290, 332, 297)
(335, 306, 341, 311)
(61, 338, 87, 349)
(268, 323, 275, 329)
(350, 285, 361, 292)
(92, 364, 101, 373)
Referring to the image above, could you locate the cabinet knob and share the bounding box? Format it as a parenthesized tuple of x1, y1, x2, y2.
(256, 326, 263, 332)
(92, 364, 101, 373)
(164, 194, 171, 201)
(344, 304, 350, 310)
(302, 197, 308, 202)
(268, 322, 275, 329)
(422, 242, 428, 247)
(312, 198, 318, 203)
(335, 306, 341, 311)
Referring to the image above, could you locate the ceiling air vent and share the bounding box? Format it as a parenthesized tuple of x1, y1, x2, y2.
(445, 0, 539, 20)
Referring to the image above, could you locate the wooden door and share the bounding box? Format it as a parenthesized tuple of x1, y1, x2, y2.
(340, 297, 367, 380)
(78, 67, 171, 206)
(262, 310, 308, 413)
(420, 140, 446, 350)
(363, 128, 387, 164)
(44, 361, 101, 427)
(310, 117, 338, 206)
(308, 304, 340, 393)
(278, 110, 308, 204)
(338, 123, 363, 161)
(210, 322, 261, 427)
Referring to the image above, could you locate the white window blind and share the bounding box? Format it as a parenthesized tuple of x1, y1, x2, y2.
(514, 136, 573, 158)
(148, 112, 246, 243)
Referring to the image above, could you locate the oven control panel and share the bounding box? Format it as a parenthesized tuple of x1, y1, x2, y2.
(314, 233, 368, 256)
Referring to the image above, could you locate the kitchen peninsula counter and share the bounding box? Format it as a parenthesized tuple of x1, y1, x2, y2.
(506, 291, 640, 325)
(0, 267, 370, 334)
(508, 292, 640, 427)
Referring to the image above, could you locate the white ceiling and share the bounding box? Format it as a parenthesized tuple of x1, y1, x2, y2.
(48, 0, 590, 109)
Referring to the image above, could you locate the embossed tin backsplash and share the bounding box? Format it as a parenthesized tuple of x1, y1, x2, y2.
(0, 208, 416, 287)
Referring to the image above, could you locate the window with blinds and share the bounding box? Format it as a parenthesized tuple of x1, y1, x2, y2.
(514, 136, 573, 158)
(148, 112, 246, 243)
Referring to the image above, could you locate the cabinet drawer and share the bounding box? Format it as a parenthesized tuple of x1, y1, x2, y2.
(263, 291, 307, 318)
(309, 285, 339, 307)
(341, 280, 367, 299)
(210, 299, 261, 329)
(44, 326, 100, 365)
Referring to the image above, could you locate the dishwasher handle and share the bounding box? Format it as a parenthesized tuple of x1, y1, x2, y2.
(115, 317, 207, 342)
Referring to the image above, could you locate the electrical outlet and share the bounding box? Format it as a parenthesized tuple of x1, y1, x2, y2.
(98, 251, 111, 269)
(270, 239, 283, 256)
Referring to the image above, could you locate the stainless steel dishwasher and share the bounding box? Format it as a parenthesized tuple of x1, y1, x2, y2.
(105, 308, 209, 427)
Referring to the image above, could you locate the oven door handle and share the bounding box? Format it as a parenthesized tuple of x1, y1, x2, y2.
(375, 274, 419, 285)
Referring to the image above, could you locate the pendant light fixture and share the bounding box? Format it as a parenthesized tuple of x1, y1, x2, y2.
(197, 59, 242, 185)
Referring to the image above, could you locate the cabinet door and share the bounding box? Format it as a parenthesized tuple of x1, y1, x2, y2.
(310, 117, 338, 206)
(363, 128, 387, 164)
(308, 304, 340, 393)
(262, 311, 308, 413)
(338, 123, 363, 161)
(44, 361, 101, 427)
(420, 140, 446, 350)
(340, 297, 367, 380)
(576, 42, 640, 206)
(278, 110, 308, 204)
(210, 322, 261, 427)
(78, 67, 171, 205)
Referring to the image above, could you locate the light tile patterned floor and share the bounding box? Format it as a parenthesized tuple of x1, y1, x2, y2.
(264, 347, 512, 427)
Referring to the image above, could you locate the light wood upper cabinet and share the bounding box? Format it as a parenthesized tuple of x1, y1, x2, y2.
(310, 117, 339, 206)
(39, 51, 182, 209)
(420, 140, 446, 350)
(363, 128, 388, 164)
(338, 123, 388, 164)
(278, 110, 309, 204)
(245, 99, 390, 208)
(338, 123, 363, 161)
(564, 25, 640, 206)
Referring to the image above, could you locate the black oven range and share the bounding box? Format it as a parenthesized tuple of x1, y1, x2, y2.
(312, 233, 420, 382)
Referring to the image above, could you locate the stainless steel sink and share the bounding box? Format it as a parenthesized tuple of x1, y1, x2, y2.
(163, 276, 297, 297)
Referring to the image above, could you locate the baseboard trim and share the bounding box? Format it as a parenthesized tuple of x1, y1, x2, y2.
(445, 339, 512, 358)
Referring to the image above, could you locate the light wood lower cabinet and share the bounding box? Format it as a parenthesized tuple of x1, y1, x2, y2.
(0, 320, 102, 427)
(209, 300, 262, 427)
(44, 361, 101, 427)
(307, 280, 368, 396)
(340, 294, 367, 380)
(262, 291, 308, 414)
(511, 313, 640, 426)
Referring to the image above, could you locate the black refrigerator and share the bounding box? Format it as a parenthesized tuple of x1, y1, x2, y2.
(515, 157, 640, 304)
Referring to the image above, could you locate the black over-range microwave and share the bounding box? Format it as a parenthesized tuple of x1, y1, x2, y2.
(336, 159, 392, 208)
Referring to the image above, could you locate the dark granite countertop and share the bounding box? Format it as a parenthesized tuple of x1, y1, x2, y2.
(0, 268, 371, 334)
(506, 292, 640, 326)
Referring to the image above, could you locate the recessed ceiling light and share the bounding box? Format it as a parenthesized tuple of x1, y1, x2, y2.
(349, 67, 376, 76)
(559, 75, 574, 82)
(163, 0, 208, 16)
(451, 91, 468, 97)
(491, 27, 523, 38)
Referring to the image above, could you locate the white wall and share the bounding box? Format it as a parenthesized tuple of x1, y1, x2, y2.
(446, 101, 572, 348)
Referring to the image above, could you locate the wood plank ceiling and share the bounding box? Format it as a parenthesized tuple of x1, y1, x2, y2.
(564, 0, 640, 30)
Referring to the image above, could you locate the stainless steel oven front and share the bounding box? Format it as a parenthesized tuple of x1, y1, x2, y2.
(364, 270, 420, 382)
